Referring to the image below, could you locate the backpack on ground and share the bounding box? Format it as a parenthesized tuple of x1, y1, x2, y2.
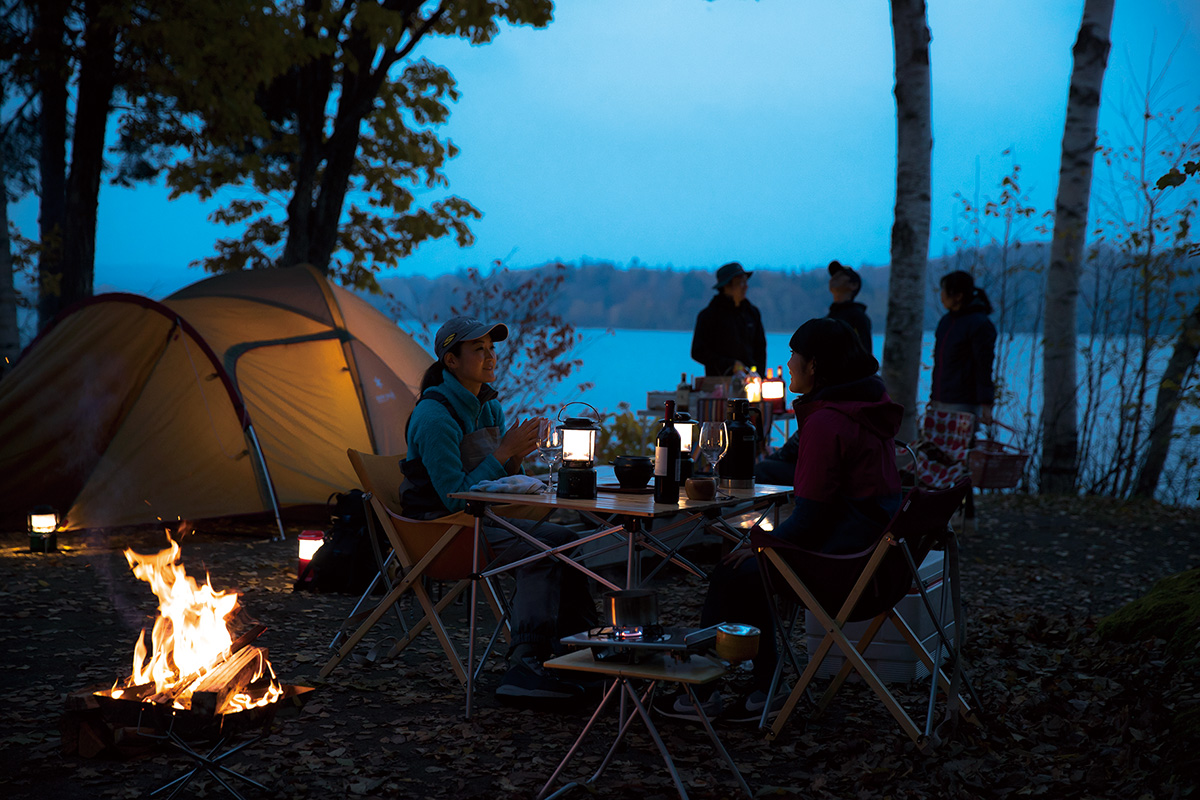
(293, 489, 379, 594)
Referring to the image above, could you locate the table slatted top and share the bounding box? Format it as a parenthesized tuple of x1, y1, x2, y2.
(451, 480, 791, 518)
(544, 647, 726, 683)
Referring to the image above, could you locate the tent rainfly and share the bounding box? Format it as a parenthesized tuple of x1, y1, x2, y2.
(0, 265, 432, 534)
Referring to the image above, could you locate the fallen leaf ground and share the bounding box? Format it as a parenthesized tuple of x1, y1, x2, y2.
(1, 494, 1198, 800)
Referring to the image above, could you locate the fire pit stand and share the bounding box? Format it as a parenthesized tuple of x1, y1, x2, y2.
(93, 685, 313, 800)
(140, 720, 270, 800)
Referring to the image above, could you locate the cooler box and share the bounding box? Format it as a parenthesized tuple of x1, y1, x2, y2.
(804, 550, 955, 683)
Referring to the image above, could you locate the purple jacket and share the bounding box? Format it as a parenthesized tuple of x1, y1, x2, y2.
(773, 375, 903, 554)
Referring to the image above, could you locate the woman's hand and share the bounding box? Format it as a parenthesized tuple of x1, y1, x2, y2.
(494, 417, 542, 465)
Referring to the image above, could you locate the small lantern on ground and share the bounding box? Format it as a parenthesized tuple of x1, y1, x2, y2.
(28, 506, 59, 553)
(557, 417, 600, 500)
(297, 530, 325, 577)
(673, 412, 699, 481)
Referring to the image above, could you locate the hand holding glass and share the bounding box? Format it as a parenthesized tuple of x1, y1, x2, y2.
(698, 422, 728, 476)
(537, 421, 564, 493)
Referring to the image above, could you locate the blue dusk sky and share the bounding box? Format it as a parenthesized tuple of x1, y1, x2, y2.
(11, 0, 1200, 299)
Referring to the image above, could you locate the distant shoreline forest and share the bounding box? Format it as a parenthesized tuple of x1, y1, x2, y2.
(378, 243, 1197, 334)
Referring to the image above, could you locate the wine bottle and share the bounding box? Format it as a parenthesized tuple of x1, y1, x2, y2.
(675, 372, 691, 412)
(653, 400, 682, 504)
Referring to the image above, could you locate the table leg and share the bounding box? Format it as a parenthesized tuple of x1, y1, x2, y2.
(537, 679, 622, 799)
(682, 685, 754, 798)
(616, 679, 691, 799)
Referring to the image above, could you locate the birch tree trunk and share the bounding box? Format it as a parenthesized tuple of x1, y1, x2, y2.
(1133, 299, 1200, 498)
(1040, 0, 1114, 494)
(883, 0, 933, 442)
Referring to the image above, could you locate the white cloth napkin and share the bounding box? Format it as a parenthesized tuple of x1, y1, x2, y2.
(468, 475, 547, 494)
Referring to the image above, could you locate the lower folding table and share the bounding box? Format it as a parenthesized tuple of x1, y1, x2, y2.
(536, 648, 752, 800)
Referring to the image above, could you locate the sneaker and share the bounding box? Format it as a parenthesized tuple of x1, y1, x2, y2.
(495, 656, 585, 704)
(653, 689, 723, 721)
(726, 688, 788, 724)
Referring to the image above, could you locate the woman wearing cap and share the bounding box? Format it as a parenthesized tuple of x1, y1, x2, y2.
(659, 317, 902, 723)
(401, 316, 597, 706)
(931, 271, 997, 427)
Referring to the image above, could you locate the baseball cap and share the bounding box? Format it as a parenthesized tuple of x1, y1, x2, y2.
(433, 316, 509, 360)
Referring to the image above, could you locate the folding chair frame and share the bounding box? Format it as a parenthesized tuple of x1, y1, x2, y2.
(755, 480, 983, 750)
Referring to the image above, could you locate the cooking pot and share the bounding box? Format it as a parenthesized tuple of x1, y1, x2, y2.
(714, 623, 760, 662)
(603, 589, 659, 629)
(612, 455, 655, 489)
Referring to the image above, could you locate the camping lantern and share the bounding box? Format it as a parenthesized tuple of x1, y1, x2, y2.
(761, 370, 786, 413)
(673, 413, 699, 481)
(557, 416, 600, 500)
(297, 530, 325, 577)
(28, 506, 59, 553)
(745, 369, 763, 403)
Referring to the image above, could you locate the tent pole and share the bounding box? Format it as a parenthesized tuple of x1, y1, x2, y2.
(246, 423, 287, 542)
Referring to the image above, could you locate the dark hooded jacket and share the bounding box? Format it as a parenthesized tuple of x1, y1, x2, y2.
(827, 301, 873, 356)
(691, 292, 767, 376)
(931, 292, 996, 405)
(772, 374, 903, 554)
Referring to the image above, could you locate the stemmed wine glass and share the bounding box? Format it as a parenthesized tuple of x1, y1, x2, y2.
(697, 421, 728, 477)
(537, 420, 564, 493)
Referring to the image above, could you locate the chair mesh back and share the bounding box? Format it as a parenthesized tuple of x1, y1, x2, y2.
(754, 479, 970, 623)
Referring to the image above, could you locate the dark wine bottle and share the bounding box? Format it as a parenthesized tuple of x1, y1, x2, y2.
(653, 400, 682, 504)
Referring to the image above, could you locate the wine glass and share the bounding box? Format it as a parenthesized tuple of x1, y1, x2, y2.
(697, 421, 728, 476)
(537, 421, 564, 493)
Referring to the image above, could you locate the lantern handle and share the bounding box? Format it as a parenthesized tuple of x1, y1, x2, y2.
(556, 401, 601, 424)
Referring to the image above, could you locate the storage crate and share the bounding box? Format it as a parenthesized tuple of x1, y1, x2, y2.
(804, 550, 955, 683)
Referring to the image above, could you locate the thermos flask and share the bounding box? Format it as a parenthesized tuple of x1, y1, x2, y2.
(717, 398, 756, 491)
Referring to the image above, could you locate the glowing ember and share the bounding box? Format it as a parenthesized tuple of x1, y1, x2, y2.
(114, 535, 281, 714)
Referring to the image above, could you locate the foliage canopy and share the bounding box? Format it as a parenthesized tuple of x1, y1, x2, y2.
(113, 0, 554, 292)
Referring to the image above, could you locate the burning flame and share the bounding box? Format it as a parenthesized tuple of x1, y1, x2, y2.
(117, 536, 280, 713)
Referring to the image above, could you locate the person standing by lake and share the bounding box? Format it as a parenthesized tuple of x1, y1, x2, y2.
(826, 260, 872, 356)
(931, 270, 997, 427)
(690, 261, 767, 377)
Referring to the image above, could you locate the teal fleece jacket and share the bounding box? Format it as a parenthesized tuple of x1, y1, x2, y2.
(404, 372, 512, 514)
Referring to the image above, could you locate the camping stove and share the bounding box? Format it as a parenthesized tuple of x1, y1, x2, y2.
(560, 624, 722, 665)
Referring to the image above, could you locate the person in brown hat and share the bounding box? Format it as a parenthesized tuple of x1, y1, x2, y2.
(690, 261, 767, 376)
(826, 260, 873, 356)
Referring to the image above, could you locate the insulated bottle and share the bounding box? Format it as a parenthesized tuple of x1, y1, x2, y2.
(717, 398, 756, 490)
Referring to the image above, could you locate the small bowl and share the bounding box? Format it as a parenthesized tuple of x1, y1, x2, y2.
(684, 477, 717, 500)
(612, 455, 654, 488)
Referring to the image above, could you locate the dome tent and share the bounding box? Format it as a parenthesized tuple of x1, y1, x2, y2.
(0, 265, 431, 533)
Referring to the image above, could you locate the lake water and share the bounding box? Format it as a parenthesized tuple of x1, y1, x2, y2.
(553, 329, 945, 417)
(539, 328, 1197, 504)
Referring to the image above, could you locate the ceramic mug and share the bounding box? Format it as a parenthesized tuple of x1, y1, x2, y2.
(684, 477, 717, 501)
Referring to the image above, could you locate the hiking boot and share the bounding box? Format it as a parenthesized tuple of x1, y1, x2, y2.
(652, 688, 723, 722)
(495, 656, 585, 705)
(725, 687, 788, 724)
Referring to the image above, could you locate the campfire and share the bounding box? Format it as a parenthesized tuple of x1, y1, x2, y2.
(95, 536, 282, 716)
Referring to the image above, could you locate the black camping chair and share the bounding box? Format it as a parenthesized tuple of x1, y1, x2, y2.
(751, 477, 983, 749)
